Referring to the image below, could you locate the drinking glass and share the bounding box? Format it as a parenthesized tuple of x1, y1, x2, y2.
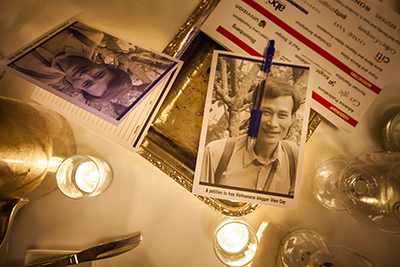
(306, 246, 375, 267)
(382, 111, 400, 152)
(213, 218, 258, 267)
(56, 155, 113, 199)
(312, 151, 400, 233)
(276, 229, 328, 267)
(276, 230, 375, 267)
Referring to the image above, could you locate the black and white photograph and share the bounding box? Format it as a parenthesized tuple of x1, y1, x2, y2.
(193, 51, 312, 208)
(0, 18, 180, 125)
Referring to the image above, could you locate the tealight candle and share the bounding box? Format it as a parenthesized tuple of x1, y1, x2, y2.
(216, 222, 250, 253)
(213, 219, 258, 267)
(75, 161, 100, 193)
(56, 155, 113, 199)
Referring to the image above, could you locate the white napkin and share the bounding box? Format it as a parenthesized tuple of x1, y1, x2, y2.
(251, 221, 288, 267)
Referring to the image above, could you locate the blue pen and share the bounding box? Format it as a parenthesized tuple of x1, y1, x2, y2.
(246, 40, 275, 151)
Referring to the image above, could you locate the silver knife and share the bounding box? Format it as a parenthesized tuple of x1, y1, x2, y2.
(25, 233, 142, 267)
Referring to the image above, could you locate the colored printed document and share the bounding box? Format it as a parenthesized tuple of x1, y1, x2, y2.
(200, 0, 400, 132)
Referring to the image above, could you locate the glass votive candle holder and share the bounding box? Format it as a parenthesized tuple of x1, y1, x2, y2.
(56, 155, 113, 199)
(213, 218, 258, 267)
(382, 111, 400, 152)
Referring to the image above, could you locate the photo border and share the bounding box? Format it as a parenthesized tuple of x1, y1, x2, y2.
(0, 17, 181, 126)
(192, 50, 313, 209)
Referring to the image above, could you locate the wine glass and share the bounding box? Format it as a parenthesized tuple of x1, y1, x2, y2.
(276, 229, 375, 267)
(306, 245, 375, 267)
(312, 151, 400, 234)
(276, 229, 328, 267)
(382, 111, 400, 152)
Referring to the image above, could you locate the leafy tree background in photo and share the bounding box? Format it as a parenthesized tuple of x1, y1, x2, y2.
(205, 55, 309, 147)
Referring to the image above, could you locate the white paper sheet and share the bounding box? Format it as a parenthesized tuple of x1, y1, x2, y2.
(30, 72, 178, 153)
(200, 0, 400, 132)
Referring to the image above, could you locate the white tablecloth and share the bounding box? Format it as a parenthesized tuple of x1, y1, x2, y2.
(1, 0, 399, 266)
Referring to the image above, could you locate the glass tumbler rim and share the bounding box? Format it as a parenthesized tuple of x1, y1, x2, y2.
(56, 154, 112, 199)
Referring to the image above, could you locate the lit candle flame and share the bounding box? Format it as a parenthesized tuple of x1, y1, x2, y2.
(75, 161, 99, 193)
(217, 222, 250, 253)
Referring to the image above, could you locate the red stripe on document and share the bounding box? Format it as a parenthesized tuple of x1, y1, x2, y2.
(312, 91, 358, 127)
(242, 0, 381, 95)
(216, 26, 262, 57)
